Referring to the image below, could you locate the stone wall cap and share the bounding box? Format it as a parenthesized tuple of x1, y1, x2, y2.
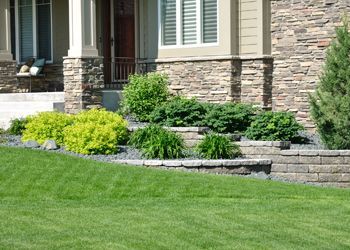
(142, 55, 274, 64)
(63, 56, 104, 60)
(112, 159, 271, 167)
(238, 141, 290, 148)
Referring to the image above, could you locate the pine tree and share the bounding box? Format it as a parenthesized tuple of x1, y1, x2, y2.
(310, 15, 350, 149)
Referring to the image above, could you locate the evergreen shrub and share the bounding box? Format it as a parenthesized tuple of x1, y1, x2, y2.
(8, 118, 28, 135)
(310, 16, 350, 149)
(149, 97, 207, 127)
(245, 111, 304, 142)
(204, 103, 257, 133)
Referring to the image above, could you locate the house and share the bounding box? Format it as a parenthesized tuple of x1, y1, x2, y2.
(0, 0, 349, 129)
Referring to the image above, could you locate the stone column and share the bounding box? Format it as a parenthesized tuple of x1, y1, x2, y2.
(64, 0, 104, 113)
(0, 0, 17, 93)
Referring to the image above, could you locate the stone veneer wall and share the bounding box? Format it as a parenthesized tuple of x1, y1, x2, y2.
(152, 57, 273, 108)
(0, 61, 17, 93)
(63, 57, 104, 114)
(271, 0, 350, 129)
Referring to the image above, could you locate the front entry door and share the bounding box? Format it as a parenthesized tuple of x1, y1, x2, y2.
(102, 0, 135, 87)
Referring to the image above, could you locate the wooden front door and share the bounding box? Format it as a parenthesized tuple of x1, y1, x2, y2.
(102, 0, 135, 87)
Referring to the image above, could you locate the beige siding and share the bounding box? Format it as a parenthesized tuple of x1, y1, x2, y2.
(52, 0, 69, 63)
(239, 0, 258, 55)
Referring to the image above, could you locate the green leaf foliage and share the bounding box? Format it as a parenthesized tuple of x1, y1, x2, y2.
(129, 125, 185, 159)
(309, 16, 350, 149)
(8, 118, 28, 136)
(204, 103, 257, 133)
(245, 111, 304, 142)
(149, 97, 207, 127)
(122, 73, 170, 122)
(22, 112, 74, 145)
(63, 109, 128, 155)
(196, 133, 241, 159)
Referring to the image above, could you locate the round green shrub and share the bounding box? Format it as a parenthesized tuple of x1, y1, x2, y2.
(150, 97, 207, 127)
(204, 103, 257, 133)
(122, 73, 170, 122)
(245, 111, 304, 142)
(73, 109, 128, 144)
(129, 125, 185, 159)
(22, 112, 74, 145)
(64, 123, 119, 155)
(63, 109, 128, 155)
(8, 118, 28, 135)
(196, 133, 241, 159)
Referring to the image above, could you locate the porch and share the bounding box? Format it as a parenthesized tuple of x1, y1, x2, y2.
(0, 0, 149, 95)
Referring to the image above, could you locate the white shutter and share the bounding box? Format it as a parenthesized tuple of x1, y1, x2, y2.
(202, 0, 217, 43)
(161, 0, 177, 46)
(37, 0, 51, 61)
(19, 0, 33, 62)
(182, 0, 197, 45)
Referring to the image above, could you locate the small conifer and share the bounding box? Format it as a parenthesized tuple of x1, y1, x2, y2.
(310, 15, 350, 149)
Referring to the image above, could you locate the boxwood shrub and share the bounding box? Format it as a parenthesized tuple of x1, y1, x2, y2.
(245, 111, 304, 142)
(8, 118, 28, 136)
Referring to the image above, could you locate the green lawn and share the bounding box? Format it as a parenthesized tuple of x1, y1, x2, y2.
(0, 147, 349, 249)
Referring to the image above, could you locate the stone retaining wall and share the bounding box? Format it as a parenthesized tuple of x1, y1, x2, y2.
(0, 60, 17, 93)
(271, 150, 350, 188)
(271, 0, 350, 129)
(113, 159, 272, 175)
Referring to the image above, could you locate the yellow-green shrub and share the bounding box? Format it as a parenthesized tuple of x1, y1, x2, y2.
(63, 109, 128, 155)
(64, 123, 119, 155)
(73, 109, 128, 144)
(22, 112, 74, 145)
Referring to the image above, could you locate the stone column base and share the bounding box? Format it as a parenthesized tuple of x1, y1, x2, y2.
(0, 60, 17, 93)
(63, 57, 104, 114)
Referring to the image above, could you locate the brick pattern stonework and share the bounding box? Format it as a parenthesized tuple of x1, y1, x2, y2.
(63, 57, 104, 114)
(152, 57, 273, 108)
(271, 0, 350, 128)
(272, 150, 350, 188)
(0, 61, 17, 93)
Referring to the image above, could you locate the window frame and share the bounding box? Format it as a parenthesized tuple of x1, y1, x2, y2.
(158, 0, 219, 49)
(13, 0, 53, 64)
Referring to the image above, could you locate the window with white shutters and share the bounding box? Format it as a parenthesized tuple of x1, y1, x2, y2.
(161, 0, 177, 46)
(11, 0, 52, 63)
(160, 0, 218, 47)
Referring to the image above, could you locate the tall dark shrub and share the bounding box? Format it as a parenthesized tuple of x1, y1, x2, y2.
(310, 16, 350, 149)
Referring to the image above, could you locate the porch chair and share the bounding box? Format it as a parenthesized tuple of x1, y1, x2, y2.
(16, 58, 46, 92)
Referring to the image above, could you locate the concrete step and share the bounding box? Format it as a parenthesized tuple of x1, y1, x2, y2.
(0, 92, 64, 102)
(0, 92, 65, 130)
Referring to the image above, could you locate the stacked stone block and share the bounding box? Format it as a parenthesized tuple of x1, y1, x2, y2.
(271, 150, 350, 188)
(271, 0, 350, 128)
(63, 57, 104, 114)
(0, 61, 17, 93)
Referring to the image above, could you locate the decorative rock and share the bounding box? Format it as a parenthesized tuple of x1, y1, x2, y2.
(250, 171, 270, 180)
(24, 140, 40, 148)
(42, 140, 59, 150)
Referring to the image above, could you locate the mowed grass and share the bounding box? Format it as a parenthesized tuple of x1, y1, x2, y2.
(0, 147, 349, 249)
